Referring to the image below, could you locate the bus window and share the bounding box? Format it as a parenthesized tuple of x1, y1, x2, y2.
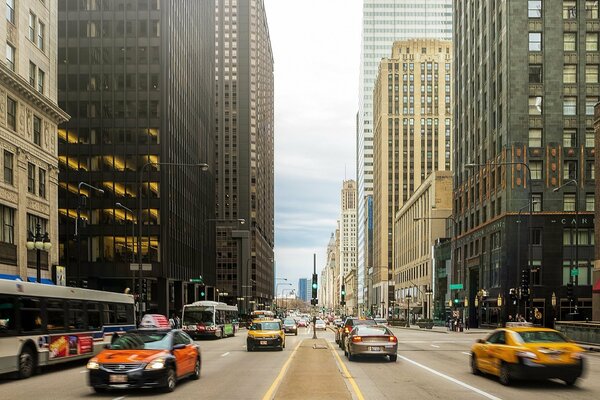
(46, 299, 66, 331)
(19, 298, 43, 333)
(104, 303, 117, 325)
(115, 304, 128, 324)
(68, 301, 85, 330)
(87, 302, 102, 330)
(125, 304, 134, 324)
(0, 295, 16, 335)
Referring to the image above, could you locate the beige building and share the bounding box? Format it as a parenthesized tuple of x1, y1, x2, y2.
(0, 0, 69, 281)
(344, 268, 356, 316)
(394, 171, 452, 319)
(372, 39, 452, 317)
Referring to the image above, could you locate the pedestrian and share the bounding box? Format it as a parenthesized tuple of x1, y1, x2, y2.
(453, 319, 458, 332)
(174, 314, 181, 329)
(465, 319, 469, 330)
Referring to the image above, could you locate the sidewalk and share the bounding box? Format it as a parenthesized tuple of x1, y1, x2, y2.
(273, 338, 351, 400)
(389, 325, 492, 335)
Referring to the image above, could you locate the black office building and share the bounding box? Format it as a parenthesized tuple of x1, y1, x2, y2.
(57, 0, 215, 315)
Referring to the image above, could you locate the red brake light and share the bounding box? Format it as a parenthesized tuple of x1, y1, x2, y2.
(344, 327, 350, 333)
(389, 336, 397, 343)
(352, 336, 362, 343)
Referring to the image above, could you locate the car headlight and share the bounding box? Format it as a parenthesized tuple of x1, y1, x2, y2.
(145, 358, 166, 370)
(293, 325, 297, 329)
(516, 351, 538, 360)
(86, 359, 100, 370)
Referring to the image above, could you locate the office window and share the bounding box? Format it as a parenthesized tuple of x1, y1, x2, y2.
(563, 64, 577, 83)
(586, 161, 595, 180)
(529, 32, 542, 51)
(529, 128, 542, 147)
(33, 115, 41, 145)
(37, 69, 44, 93)
(0, 204, 15, 244)
(529, 96, 542, 115)
(563, 97, 577, 115)
(563, 129, 577, 147)
(586, 33, 599, 51)
(564, 32, 577, 51)
(3, 150, 13, 185)
(29, 13, 36, 42)
(586, 193, 595, 211)
(585, 129, 594, 148)
(563, 0, 577, 19)
(586, 0, 599, 18)
(530, 161, 543, 180)
(6, 43, 15, 71)
(37, 21, 45, 51)
(563, 194, 576, 211)
(586, 64, 599, 83)
(586, 97, 598, 115)
(564, 160, 577, 180)
(528, 0, 542, 18)
(38, 168, 45, 198)
(29, 62, 36, 86)
(27, 163, 35, 194)
(6, 0, 14, 24)
(6, 97, 16, 130)
(532, 193, 543, 211)
(529, 64, 543, 83)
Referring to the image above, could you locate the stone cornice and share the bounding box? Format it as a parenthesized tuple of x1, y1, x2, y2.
(0, 65, 69, 124)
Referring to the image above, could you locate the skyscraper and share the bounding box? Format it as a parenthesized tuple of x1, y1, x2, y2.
(357, 0, 452, 313)
(298, 277, 310, 303)
(57, 0, 215, 315)
(214, 0, 275, 312)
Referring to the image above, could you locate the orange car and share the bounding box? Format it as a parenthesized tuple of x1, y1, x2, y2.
(87, 328, 201, 393)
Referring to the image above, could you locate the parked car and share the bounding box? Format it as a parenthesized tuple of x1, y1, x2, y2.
(344, 325, 398, 362)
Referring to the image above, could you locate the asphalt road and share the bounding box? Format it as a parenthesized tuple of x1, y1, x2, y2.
(1, 326, 599, 400)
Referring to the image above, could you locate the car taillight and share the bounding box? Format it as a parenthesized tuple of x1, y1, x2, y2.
(352, 336, 362, 343)
(389, 336, 397, 343)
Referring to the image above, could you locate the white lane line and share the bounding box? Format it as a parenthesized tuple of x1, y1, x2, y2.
(430, 344, 440, 348)
(462, 352, 471, 356)
(397, 355, 503, 400)
(112, 397, 126, 400)
(221, 352, 230, 357)
(79, 370, 87, 373)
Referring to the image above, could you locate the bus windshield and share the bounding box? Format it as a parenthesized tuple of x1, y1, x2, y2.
(183, 308, 214, 325)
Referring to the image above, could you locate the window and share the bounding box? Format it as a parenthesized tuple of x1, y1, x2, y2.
(0, 205, 15, 244)
(38, 168, 45, 198)
(529, 32, 542, 51)
(532, 193, 543, 211)
(27, 163, 35, 194)
(530, 161, 543, 180)
(29, 13, 36, 42)
(586, 33, 599, 51)
(6, 97, 16, 131)
(529, 64, 543, 83)
(3, 150, 13, 185)
(586, 0, 599, 18)
(586, 193, 595, 211)
(586, 97, 598, 115)
(563, 129, 577, 147)
(6, 0, 14, 24)
(33, 115, 41, 145)
(564, 160, 577, 179)
(37, 69, 44, 93)
(37, 21, 45, 51)
(529, 128, 542, 147)
(6, 43, 15, 71)
(563, 0, 577, 19)
(528, 0, 542, 18)
(563, 193, 576, 211)
(586, 65, 599, 83)
(29, 62, 36, 86)
(563, 64, 577, 83)
(585, 129, 594, 148)
(531, 229, 542, 246)
(563, 97, 577, 115)
(586, 161, 595, 179)
(564, 32, 577, 51)
(529, 96, 542, 115)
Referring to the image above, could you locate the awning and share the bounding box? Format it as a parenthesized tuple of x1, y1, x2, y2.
(593, 278, 600, 293)
(27, 277, 55, 285)
(0, 274, 23, 281)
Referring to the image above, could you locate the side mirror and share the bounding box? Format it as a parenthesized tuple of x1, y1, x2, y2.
(476, 338, 486, 344)
(172, 343, 186, 350)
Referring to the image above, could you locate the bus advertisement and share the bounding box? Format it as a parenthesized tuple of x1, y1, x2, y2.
(182, 301, 238, 339)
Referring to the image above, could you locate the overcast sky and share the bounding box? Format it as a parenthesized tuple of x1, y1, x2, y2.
(264, 0, 362, 295)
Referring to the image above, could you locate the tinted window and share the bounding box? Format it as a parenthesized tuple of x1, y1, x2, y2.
(487, 331, 506, 344)
(87, 302, 102, 330)
(46, 299, 66, 331)
(283, 319, 295, 324)
(19, 298, 42, 332)
(173, 332, 190, 346)
(355, 326, 391, 336)
(516, 331, 568, 343)
(0, 295, 16, 335)
(111, 331, 171, 350)
(68, 301, 85, 330)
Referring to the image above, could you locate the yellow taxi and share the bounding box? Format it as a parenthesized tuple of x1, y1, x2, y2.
(470, 324, 585, 386)
(247, 319, 285, 351)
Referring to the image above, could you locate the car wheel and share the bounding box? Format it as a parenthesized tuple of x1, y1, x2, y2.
(348, 349, 355, 361)
(163, 367, 177, 392)
(389, 355, 397, 362)
(295, 331, 298, 336)
(499, 362, 511, 386)
(247, 343, 253, 352)
(563, 377, 578, 386)
(471, 354, 481, 375)
(191, 358, 200, 380)
(18, 347, 36, 379)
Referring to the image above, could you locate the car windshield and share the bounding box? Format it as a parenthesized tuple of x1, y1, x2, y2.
(182, 309, 214, 325)
(514, 330, 568, 343)
(349, 319, 376, 327)
(251, 322, 280, 331)
(283, 319, 295, 325)
(355, 326, 390, 336)
(111, 331, 171, 350)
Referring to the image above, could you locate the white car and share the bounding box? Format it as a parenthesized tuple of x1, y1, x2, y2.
(315, 319, 327, 330)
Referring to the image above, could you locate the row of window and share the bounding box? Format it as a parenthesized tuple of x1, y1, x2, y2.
(528, 128, 595, 148)
(528, 0, 599, 20)
(529, 32, 600, 53)
(527, 95, 599, 116)
(27, 162, 46, 198)
(58, 20, 160, 38)
(0, 206, 48, 246)
(58, 0, 161, 12)
(5, 44, 46, 94)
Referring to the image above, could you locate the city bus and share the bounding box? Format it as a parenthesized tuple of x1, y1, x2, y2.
(0, 278, 135, 379)
(182, 301, 238, 339)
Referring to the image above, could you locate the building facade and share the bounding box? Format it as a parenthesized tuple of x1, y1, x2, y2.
(454, 0, 597, 327)
(214, 0, 275, 313)
(357, 0, 452, 317)
(57, 0, 215, 315)
(0, 0, 69, 282)
(372, 39, 452, 318)
(298, 277, 310, 303)
(594, 102, 600, 320)
(339, 179, 357, 298)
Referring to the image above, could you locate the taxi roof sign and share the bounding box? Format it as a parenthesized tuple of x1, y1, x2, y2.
(139, 314, 171, 329)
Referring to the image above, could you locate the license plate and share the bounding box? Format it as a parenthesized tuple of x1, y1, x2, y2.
(109, 375, 128, 383)
(260, 341, 267, 345)
(369, 346, 381, 351)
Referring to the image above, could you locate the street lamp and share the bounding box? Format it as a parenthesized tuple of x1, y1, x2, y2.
(424, 287, 433, 320)
(115, 203, 135, 261)
(282, 288, 295, 313)
(74, 182, 104, 287)
(405, 293, 412, 325)
(497, 293, 503, 327)
(26, 223, 52, 283)
(553, 179, 579, 292)
(551, 291, 557, 327)
(276, 282, 292, 311)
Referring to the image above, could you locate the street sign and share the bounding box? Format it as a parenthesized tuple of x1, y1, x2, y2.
(449, 284, 463, 290)
(130, 263, 152, 271)
(570, 268, 579, 277)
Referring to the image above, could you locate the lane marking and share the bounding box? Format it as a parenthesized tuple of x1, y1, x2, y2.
(79, 370, 87, 374)
(430, 344, 440, 348)
(261, 341, 302, 400)
(328, 342, 365, 400)
(397, 355, 502, 400)
(221, 352, 230, 357)
(112, 397, 126, 400)
(462, 352, 471, 356)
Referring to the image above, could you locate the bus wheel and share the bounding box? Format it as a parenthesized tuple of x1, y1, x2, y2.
(18, 347, 36, 379)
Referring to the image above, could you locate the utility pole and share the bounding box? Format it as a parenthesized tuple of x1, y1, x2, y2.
(312, 253, 317, 340)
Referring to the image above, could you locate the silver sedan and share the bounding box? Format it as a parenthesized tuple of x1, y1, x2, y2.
(344, 325, 398, 362)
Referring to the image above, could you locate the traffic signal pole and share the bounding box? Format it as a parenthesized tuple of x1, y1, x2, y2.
(312, 253, 317, 340)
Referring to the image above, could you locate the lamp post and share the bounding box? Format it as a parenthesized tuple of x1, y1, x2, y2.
(116, 202, 136, 294)
(74, 182, 104, 287)
(553, 179, 579, 294)
(551, 291, 557, 328)
(137, 162, 209, 317)
(26, 223, 52, 283)
(424, 287, 433, 320)
(282, 288, 295, 313)
(275, 282, 292, 313)
(497, 293, 503, 327)
(405, 293, 412, 325)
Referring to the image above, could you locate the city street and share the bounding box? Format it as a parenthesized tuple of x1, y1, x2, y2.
(1, 326, 599, 399)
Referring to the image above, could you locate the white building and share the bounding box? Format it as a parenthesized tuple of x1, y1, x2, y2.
(356, 0, 452, 312)
(339, 180, 357, 303)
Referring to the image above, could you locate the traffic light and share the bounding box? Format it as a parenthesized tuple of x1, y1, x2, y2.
(141, 279, 148, 301)
(311, 273, 318, 305)
(340, 284, 346, 306)
(199, 285, 206, 300)
(567, 282, 574, 301)
(520, 268, 530, 299)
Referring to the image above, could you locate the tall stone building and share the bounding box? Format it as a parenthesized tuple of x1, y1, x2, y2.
(357, 0, 452, 316)
(454, 0, 597, 327)
(214, 0, 274, 312)
(0, 0, 69, 282)
(593, 102, 600, 320)
(372, 39, 452, 317)
(57, 0, 215, 315)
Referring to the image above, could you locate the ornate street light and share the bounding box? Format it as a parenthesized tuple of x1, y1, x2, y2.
(27, 223, 52, 283)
